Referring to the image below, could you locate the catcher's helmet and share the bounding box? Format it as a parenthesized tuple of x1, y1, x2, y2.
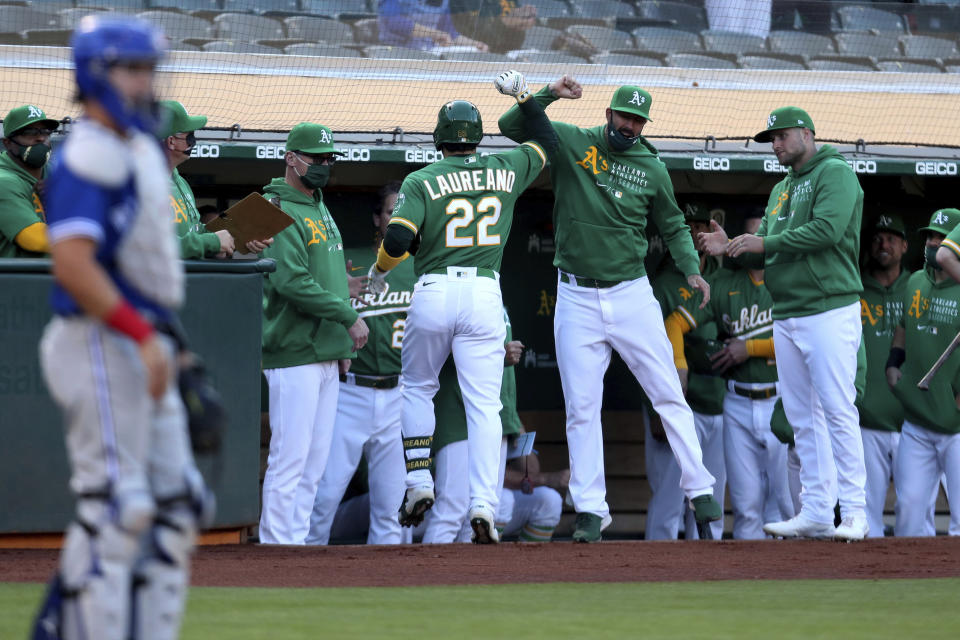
(433, 100, 483, 149)
(72, 15, 166, 134)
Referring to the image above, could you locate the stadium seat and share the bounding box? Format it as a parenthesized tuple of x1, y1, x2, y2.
(899, 34, 958, 59)
(573, 0, 635, 19)
(222, 0, 300, 15)
(835, 5, 905, 33)
(511, 50, 587, 63)
(635, 1, 708, 33)
(169, 41, 201, 51)
(522, 25, 565, 50)
(591, 52, 664, 66)
(301, 0, 374, 20)
(136, 11, 214, 41)
(284, 16, 356, 44)
(700, 30, 767, 55)
(0, 6, 58, 32)
(202, 40, 283, 53)
(834, 32, 901, 59)
(75, 0, 146, 9)
(738, 54, 807, 70)
(631, 26, 702, 53)
(148, 0, 219, 11)
(363, 45, 439, 59)
(948, 65, 960, 73)
(58, 7, 107, 29)
(910, 4, 960, 35)
(806, 56, 877, 71)
(522, 0, 571, 21)
(352, 18, 378, 44)
(284, 42, 364, 56)
(440, 50, 512, 62)
(565, 24, 633, 51)
(876, 58, 944, 73)
(665, 52, 737, 69)
(767, 30, 835, 56)
(21, 28, 72, 46)
(214, 13, 286, 41)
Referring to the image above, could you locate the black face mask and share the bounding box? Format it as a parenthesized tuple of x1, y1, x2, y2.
(296, 157, 331, 190)
(10, 140, 51, 168)
(606, 115, 639, 152)
(926, 245, 943, 271)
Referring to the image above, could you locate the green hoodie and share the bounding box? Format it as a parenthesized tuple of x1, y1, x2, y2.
(743, 145, 863, 319)
(171, 167, 221, 259)
(260, 177, 357, 368)
(858, 269, 909, 432)
(499, 87, 700, 281)
(0, 150, 46, 258)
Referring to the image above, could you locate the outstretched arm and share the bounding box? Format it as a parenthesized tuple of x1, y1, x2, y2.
(494, 70, 559, 158)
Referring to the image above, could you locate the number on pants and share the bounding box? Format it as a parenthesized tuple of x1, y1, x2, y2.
(391, 318, 405, 349)
(444, 197, 502, 247)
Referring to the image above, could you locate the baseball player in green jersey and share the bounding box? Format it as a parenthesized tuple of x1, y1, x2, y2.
(422, 308, 525, 543)
(306, 182, 413, 545)
(498, 76, 720, 543)
(701, 106, 867, 541)
(667, 212, 794, 539)
(368, 70, 554, 544)
(645, 203, 727, 540)
(936, 210, 960, 283)
(259, 122, 370, 545)
(888, 208, 960, 536)
(0, 104, 58, 257)
(859, 213, 909, 537)
(158, 100, 270, 259)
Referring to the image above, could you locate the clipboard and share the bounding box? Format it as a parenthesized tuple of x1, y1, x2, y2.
(205, 192, 294, 247)
(506, 432, 536, 460)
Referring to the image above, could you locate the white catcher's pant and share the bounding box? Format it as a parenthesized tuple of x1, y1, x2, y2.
(861, 428, 899, 538)
(261, 361, 339, 545)
(556, 273, 714, 521)
(401, 268, 506, 514)
(723, 388, 793, 539)
(895, 421, 960, 536)
(773, 302, 866, 525)
(306, 382, 407, 545)
(496, 486, 563, 541)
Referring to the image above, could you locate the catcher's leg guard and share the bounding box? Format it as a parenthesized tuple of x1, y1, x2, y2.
(32, 573, 65, 640)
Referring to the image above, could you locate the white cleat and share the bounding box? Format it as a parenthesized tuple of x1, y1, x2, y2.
(469, 504, 500, 544)
(763, 513, 836, 539)
(398, 483, 434, 528)
(834, 514, 869, 542)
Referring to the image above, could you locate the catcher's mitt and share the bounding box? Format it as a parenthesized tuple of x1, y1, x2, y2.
(178, 356, 226, 455)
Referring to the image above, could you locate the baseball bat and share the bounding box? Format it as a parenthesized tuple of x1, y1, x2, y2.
(917, 329, 960, 390)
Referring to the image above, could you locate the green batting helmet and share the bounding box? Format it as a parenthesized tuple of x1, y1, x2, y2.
(433, 100, 483, 149)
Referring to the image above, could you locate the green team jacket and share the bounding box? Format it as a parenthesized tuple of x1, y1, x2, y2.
(260, 178, 357, 368)
(738, 145, 862, 319)
(432, 309, 522, 452)
(859, 270, 909, 432)
(892, 268, 960, 435)
(653, 259, 725, 415)
(499, 86, 700, 281)
(344, 245, 416, 377)
(170, 167, 220, 259)
(0, 151, 46, 258)
(678, 267, 778, 385)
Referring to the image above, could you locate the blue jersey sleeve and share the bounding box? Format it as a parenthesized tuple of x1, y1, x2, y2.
(44, 162, 111, 246)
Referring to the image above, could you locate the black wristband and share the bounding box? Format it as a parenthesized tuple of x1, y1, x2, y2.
(886, 347, 906, 370)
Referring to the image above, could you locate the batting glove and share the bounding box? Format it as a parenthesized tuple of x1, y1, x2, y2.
(367, 264, 388, 295)
(494, 70, 531, 103)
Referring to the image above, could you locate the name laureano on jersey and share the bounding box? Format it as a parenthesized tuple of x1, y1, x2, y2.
(421, 166, 518, 200)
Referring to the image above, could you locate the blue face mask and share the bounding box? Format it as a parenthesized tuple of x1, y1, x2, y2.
(606, 115, 639, 152)
(926, 245, 943, 271)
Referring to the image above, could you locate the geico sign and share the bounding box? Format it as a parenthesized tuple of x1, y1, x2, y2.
(189, 144, 220, 158)
(405, 149, 443, 163)
(916, 161, 958, 176)
(341, 148, 370, 162)
(846, 160, 877, 174)
(256, 145, 286, 159)
(693, 156, 729, 171)
(764, 159, 789, 173)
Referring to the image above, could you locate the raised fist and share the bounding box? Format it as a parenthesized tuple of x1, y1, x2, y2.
(367, 264, 388, 296)
(494, 70, 529, 101)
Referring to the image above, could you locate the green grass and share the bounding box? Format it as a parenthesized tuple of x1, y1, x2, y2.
(4, 578, 959, 639)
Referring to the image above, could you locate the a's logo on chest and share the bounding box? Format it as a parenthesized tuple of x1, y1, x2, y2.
(576, 145, 608, 175)
(305, 217, 327, 245)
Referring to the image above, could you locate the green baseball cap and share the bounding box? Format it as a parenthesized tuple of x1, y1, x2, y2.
(157, 100, 207, 139)
(919, 208, 960, 236)
(753, 106, 815, 142)
(3, 105, 59, 138)
(610, 85, 653, 121)
(285, 122, 343, 155)
(683, 201, 711, 223)
(872, 213, 906, 239)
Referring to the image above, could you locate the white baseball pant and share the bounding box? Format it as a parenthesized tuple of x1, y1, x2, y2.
(895, 421, 960, 536)
(261, 361, 339, 545)
(495, 486, 563, 541)
(400, 268, 506, 515)
(556, 274, 714, 522)
(306, 382, 407, 545)
(422, 440, 470, 544)
(773, 302, 866, 526)
(723, 387, 793, 539)
(644, 409, 725, 540)
(860, 428, 899, 538)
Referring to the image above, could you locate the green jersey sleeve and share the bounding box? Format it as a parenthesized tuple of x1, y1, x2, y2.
(942, 224, 960, 260)
(648, 165, 700, 278)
